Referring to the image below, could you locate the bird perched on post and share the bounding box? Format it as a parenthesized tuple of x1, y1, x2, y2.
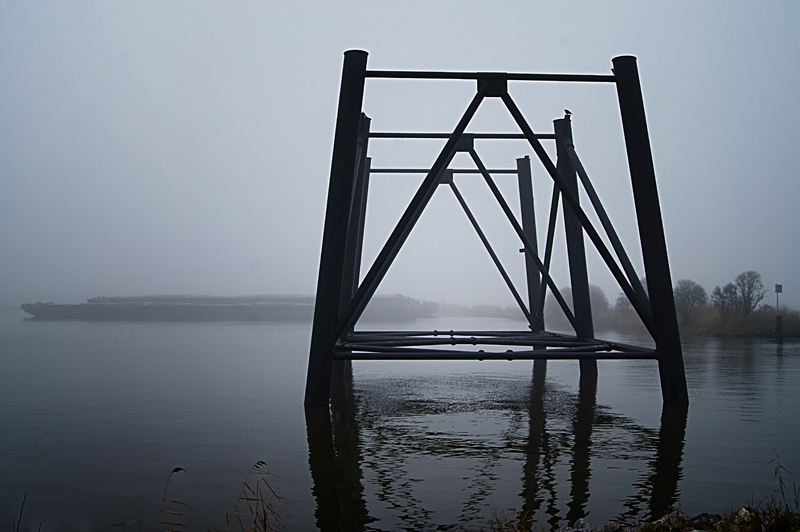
(564, 109, 572, 117)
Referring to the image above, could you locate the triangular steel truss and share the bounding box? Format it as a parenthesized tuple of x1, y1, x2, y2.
(305, 50, 688, 406)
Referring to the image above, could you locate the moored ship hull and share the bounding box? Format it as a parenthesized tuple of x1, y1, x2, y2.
(20, 294, 436, 322)
(21, 301, 314, 321)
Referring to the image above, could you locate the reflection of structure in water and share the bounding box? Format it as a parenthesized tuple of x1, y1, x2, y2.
(305, 366, 373, 531)
(305, 367, 687, 530)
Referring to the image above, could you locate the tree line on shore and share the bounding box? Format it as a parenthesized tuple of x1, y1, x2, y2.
(440, 270, 795, 337)
(551, 270, 795, 336)
(666, 271, 796, 336)
(673, 271, 767, 324)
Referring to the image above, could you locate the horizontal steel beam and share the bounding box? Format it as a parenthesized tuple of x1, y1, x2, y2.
(370, 132, 556, 140)
(347, 329, 583, 339)
(365, 70, 616, 83)
(345, 332, 652, 353)
(345, 342, 618, 353)
(369, 168, 518, 174)
(334, 350, 657, 361)
(345, 336, 599, 348)
(349, 329, 545, 337)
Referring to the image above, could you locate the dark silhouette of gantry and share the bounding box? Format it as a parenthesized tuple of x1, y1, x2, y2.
(305, 50, 689, 406)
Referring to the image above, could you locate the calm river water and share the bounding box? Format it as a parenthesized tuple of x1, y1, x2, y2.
(1, 309, 798, 531)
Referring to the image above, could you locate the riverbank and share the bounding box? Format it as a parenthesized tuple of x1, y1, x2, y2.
(681, 307, 800, 340)
(489, 502, 799, 532)
(437, 302, 800, 341)
(12, 490, 797, 532)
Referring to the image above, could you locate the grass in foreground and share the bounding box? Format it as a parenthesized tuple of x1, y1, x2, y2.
(12, 456, 799, 531)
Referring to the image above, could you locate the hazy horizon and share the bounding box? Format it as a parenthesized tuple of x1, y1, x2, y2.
(2, 2, 798, 310)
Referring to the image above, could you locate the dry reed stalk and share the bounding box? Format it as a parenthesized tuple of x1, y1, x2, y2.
(157, 467, 189, 532)
(221, 461, 288, 532)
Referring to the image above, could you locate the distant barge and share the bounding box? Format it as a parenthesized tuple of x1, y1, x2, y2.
(21, 295, 314, 321)
(21, 294, 436, 322)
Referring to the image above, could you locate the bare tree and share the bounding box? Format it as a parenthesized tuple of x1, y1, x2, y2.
(546, 284, 609, 316)
(614, 277, 646, 312)
(711, 283, 738, 325)
(733, 270, 766, 317)
(589, 284, 609, 315)
(615, 292, 632, 311)
(673, 279, 708, 323)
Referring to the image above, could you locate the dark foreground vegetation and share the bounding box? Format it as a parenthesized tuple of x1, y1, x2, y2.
(13, 457, 799, 531)
(13, 462, 290, 532)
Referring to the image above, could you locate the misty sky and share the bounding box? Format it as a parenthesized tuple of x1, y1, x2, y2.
(1, 1, 798, 310)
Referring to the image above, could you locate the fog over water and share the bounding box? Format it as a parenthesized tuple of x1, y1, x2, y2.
(1, 2, 798, 308)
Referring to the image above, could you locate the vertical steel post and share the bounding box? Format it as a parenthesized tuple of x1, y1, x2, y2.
(333, 117, 371, 380)
(351, 157, 371, 293)
(555, 116, 597, 375)
(613, 55, 688, 404)
(305, 50, 368, 405)
(517, 156, 542, 331)
(340, 116, 372, 313)
(537, 185, 560, 325)
(517, 156, 546, 379)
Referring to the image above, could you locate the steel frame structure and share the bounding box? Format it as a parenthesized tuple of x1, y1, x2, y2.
(305, 50, 688, 405)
